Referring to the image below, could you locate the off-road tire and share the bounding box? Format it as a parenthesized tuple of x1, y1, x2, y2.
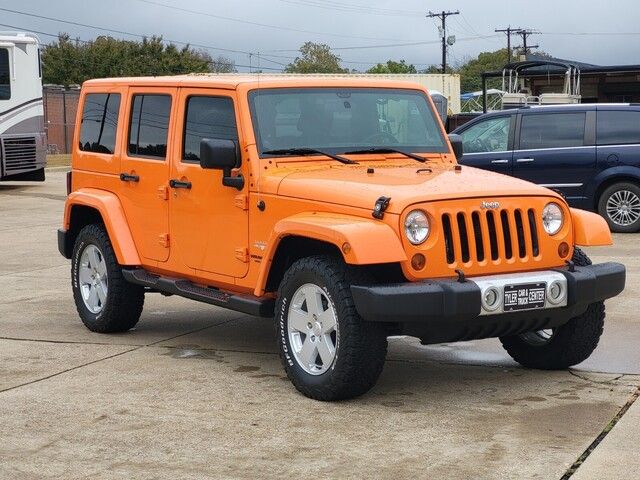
(499, 247, 604, 370)
(597, 181, 640, 233)
(71, 224, 144, 333)
(275, 255, 388, 401)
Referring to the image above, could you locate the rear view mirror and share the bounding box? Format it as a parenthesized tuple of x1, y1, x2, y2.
(448, 133, 463, 161)
(200, 138, 244, 190)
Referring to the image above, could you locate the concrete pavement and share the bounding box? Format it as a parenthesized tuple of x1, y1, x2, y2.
(0, 171, 638, 479)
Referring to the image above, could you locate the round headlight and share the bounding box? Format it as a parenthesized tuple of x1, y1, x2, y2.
(404, 210, 430, 245)
(542, 202, 563, 235)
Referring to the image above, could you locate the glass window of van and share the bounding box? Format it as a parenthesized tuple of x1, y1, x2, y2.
(519, 112, 586, 150)
(128, 94, 172, 159)
(0, 48, 10, 100)
(597, 111, 640, 145)
(460, 116, 511, 153)
(183, 96, 237, 162)
(79, 93, 121, 154)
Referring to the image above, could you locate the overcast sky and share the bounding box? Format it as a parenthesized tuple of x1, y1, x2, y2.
(3, 0, 639, 71)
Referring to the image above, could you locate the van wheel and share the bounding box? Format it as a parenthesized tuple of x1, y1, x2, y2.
(598, 182, 640, 233)
(499, 247, 604, 369)
(275, 256, 387, 401)
(71, 224, 144, 333)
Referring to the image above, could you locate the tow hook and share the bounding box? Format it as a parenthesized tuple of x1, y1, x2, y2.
(372, 196, 391, 219)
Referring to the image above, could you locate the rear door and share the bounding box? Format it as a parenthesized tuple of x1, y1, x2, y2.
(119, 87, 176, 263)
(596, 107, 640, 172)
(513, 110, 596, 203)
(458, 114, 514, 175)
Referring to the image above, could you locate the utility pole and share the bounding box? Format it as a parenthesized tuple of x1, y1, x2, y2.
(427, 10, 459, 73)
(515, 29, 539, 58)
(495, 26, 521, 63)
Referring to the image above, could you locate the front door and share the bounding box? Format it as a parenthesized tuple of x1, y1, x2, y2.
(169, 88, 249, 278)
(512, 111, 596, 204)
(458, 115, 514, 175)
(119, 88, 176, 262)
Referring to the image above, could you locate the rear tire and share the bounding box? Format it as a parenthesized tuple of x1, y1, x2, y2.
(598, 182, 640, 233)
(275, 256, 387, 401)
(71, 224, 144, 333)
(499, 247, 604, 369)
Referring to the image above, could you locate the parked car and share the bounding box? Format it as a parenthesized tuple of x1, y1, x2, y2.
(453, 104, 640, 232)
(57, 76, 625, 400)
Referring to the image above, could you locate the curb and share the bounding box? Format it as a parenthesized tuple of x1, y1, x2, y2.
(46, 166, 71, 172)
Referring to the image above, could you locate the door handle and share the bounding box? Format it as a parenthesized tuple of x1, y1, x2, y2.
(491, 159, 510, 164)
(169, 179, 192, 189)
(516, 158, 535, 163)
(119, 173, 140, 182)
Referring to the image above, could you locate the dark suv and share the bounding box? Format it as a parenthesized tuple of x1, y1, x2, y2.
(453, 104, 640, 232)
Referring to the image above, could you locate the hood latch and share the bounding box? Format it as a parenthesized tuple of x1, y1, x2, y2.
(372, 196, 391, 219)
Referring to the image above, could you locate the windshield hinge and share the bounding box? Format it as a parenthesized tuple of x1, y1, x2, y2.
(235, 247, 249, 263)
(372, 196, 391, 219)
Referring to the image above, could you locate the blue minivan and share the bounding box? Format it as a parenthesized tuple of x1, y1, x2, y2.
(453, 104, 640, 232)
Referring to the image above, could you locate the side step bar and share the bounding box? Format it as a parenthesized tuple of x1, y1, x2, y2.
(122, 269, 274, 318)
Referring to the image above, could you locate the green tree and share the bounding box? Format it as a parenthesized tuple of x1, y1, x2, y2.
(367, 59, 417, 74)
(457, 48, 509, 93)
(285, 42, 347, 73)
(42, 34, 214, 86)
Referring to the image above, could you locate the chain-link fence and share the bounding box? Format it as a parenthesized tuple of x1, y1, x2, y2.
(43, 86, 80, 155)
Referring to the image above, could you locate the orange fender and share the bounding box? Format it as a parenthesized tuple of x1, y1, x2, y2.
(63, 188, 141, 265)
(570, 208, 612, 246)
(254, 212, 406, 296)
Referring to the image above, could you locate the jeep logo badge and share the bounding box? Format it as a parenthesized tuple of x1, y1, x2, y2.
(481, 201, 500, 210)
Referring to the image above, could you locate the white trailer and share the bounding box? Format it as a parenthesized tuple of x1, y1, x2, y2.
(0, 32, 46, 181)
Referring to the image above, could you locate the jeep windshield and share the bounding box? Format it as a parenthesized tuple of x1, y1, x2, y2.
(248, 88, 448, 158)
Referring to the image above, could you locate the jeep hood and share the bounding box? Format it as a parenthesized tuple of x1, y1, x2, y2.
(272, 164, 560, 214)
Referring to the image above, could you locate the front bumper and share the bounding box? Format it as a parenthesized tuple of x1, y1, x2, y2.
(351, 263, 625, 343)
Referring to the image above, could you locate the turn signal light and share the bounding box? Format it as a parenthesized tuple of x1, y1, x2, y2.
(411, 253, 426, 271)
(558, 242, 570, 259)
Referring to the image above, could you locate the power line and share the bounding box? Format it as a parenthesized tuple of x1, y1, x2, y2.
(276, 0, 423, 17)
(426, 10, 460, 73)
(132, 0, 410, 42)
(0, 21, 283, 72)
(515, 28, 539, 56)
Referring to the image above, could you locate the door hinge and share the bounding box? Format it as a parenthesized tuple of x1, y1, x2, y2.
(234, 193, 248, 210)
(235, 247, 249, 263)
(157, 185, 169, 200)
(159, 233, 170, 248)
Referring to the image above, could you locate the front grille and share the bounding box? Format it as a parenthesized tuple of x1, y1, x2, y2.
(2, 137, 37, 171)
(442, 208, 540, 265)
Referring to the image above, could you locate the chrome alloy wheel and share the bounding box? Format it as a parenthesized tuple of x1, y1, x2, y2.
(520, 329, 554, 346)
(78, 244, 108, 314)
(287, 283, 338, 375)
(606, 189, 640, 226)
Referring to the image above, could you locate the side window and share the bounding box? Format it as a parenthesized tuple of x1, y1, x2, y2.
(0, 48, 10, 100)
(519, 112, 586, 150)
(128, 94, 172, 159)
(460, 116, 511, 153)
(79, 93, 121, 154)
(597, 111, 640, 145)
(183, 96, 238, 162)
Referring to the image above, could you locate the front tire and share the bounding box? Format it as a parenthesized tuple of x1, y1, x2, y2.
(598, 182, 640, 233)
(499, 247, 604, 369)
(275, 256, 387, 401)
(71, 224, 144, 333)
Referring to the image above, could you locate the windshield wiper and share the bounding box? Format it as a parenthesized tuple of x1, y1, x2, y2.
(344, 147, 427, 163)
(262, 148, 358, 165)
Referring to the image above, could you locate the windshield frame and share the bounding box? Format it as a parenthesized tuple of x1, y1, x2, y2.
(247, 87, 449, 159)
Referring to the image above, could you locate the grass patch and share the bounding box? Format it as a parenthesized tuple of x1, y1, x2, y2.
(47, 154, 71, 167)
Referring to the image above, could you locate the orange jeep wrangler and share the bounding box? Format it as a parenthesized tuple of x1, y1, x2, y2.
(58, 76, 625, 400)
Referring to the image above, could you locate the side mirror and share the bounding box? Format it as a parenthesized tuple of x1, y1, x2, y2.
(200, 138, 244, 190)
(448, 133, 463, 161)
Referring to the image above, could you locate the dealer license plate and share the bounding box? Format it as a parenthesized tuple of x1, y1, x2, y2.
(503, 282, 546, 312)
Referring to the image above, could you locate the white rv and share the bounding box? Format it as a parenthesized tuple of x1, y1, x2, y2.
(0, 32, 46, 181)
